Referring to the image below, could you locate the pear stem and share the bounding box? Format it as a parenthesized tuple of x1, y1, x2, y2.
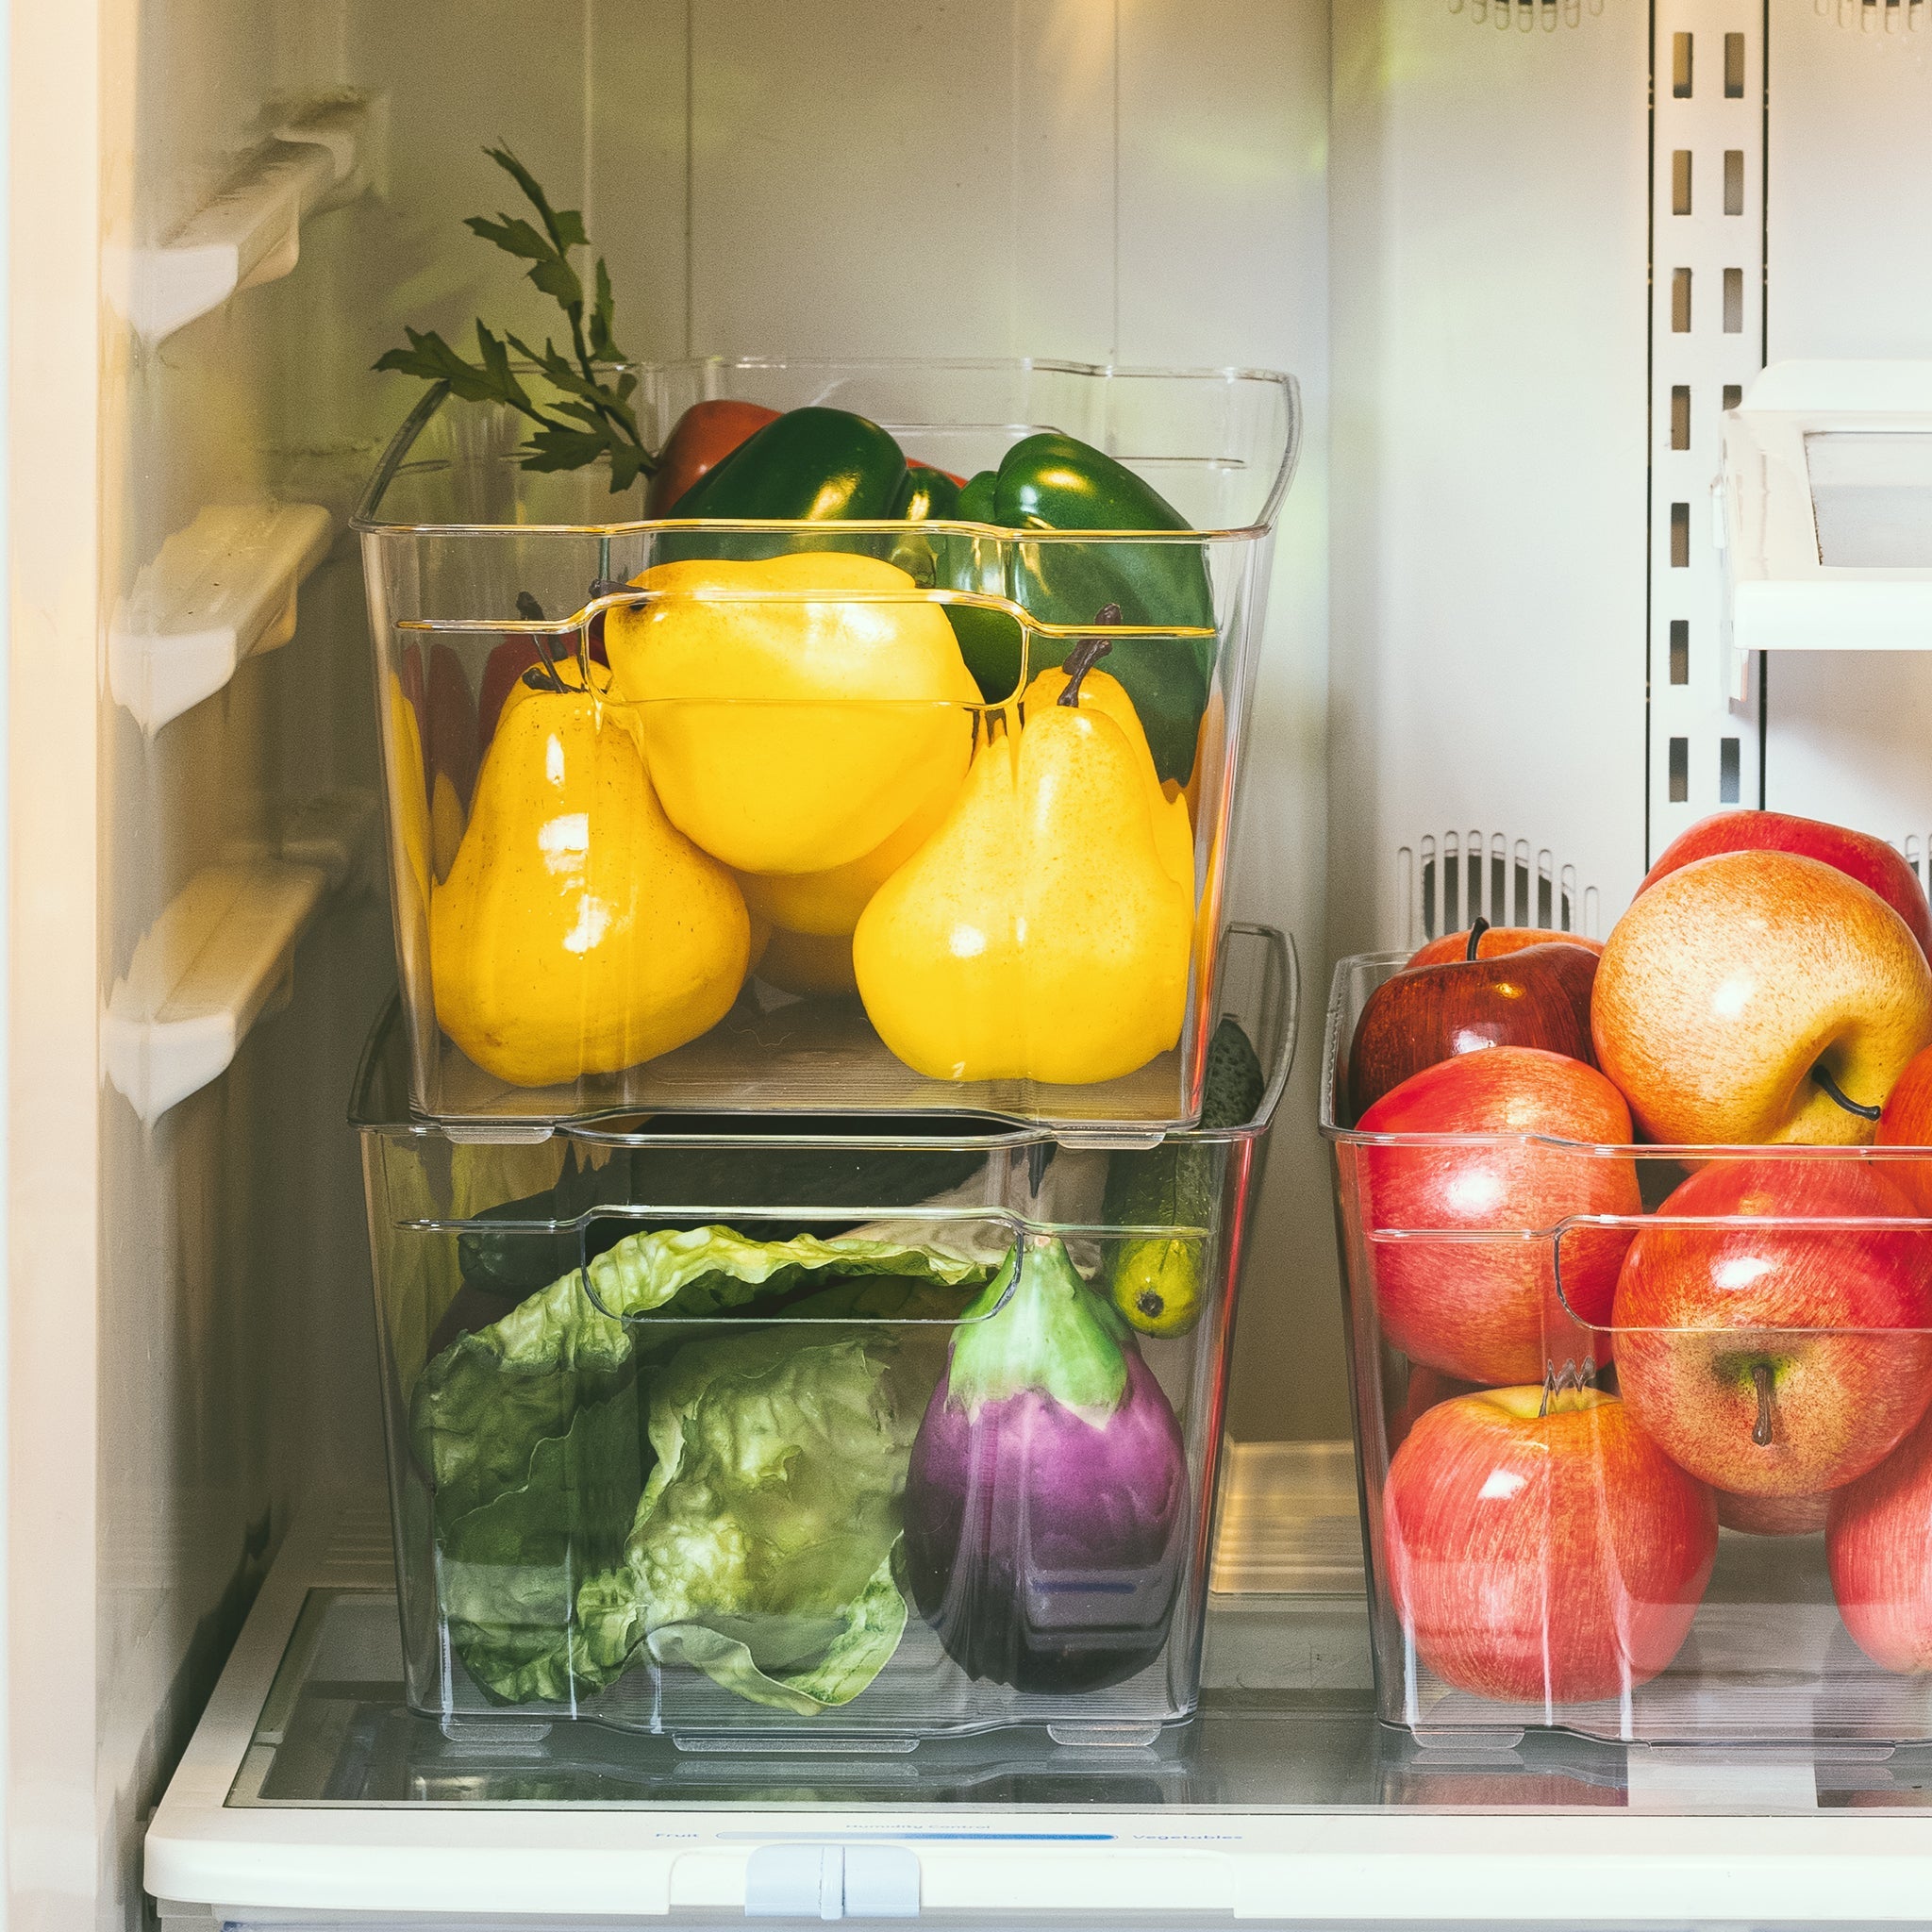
(1058, 634, 1116, 708)
(1465, 916, 1490, 962)
(1813, 1064, 1881, 1123)
(1751, 1361, 1776, 1447)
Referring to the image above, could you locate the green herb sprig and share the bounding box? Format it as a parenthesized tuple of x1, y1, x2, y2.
(375, 147, 654, 493)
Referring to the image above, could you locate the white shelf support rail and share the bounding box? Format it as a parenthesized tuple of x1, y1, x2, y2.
(102, 791, 376, 1124)
(1648, 0, 1766, 861)
(112, 92, 386, 345)
(108, 503, 334, 734)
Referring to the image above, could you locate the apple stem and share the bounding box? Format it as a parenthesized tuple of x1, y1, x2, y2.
(1813, 1064, 1882, 1124)
(1465, 916, 1490, 962)
(1751, 1361, 1776, 1448)
(1538, 1357, 1596, 1417)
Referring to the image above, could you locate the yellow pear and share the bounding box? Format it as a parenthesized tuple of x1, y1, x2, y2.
(388, 672, 432, 912)
(757, 925, 860, 998)
(734, 734, 969, 938)
(602, 552, 980, 874)
(1022, 661, 1193, 896)
(430, 684, 750, 1088)
(852, 639, 1192, 1085)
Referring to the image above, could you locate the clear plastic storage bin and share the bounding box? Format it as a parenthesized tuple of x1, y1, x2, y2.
(354, 358, 1298, 1129)
(353, 924, 1292, 1742)
(1324, 951, 1932, 1746)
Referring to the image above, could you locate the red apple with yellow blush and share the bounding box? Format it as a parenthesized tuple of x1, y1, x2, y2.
(1592, 850, 1932, 1146)
(1356, 1047, 1640, 1387)
(1641, 808, 1932, 959)
(1384, 1386, 1717, 1705)
(1612, 1158, 1932, 1497)
(1829, 1406, 1932, 1674)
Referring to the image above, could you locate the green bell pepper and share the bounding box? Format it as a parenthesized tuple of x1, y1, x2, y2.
(942, 434, 1216, 784)
(657, 408, 908, 564)
(891, 464, 962, 521)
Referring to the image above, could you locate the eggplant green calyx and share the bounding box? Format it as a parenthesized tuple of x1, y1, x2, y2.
(948, 1236, 1129, 1424)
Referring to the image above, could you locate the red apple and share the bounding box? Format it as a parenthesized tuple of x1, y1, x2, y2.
(1356, 1048, 1640, 1386)
(1387, 1363, 1481, 1454)
(1384, 1387, 1717, 1705)
(1407, 926, 1605, 968)
(1641, 808, 1932, 960)
(1828, 1406, 1932, 1674)
(1874, 1042, 1932, 1217)
(1612, 1158, 1932, 1496)
(1347, 941, 1600, 1119)
(1716, 1489, 1829, 1537)
(1592, 850, 1932, 1145)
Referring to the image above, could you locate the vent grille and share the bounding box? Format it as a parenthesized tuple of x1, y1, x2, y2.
(1397, 832, 1600, 948)
(1821, 0, 1924, 29)
(1451, 0, 1604, 25)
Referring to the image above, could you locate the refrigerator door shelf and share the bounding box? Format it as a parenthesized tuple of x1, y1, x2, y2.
(1721, 360, 1932, 699)
(102, 789, 374, 1125)
(109, 93, 386, 345)
(109, 504, 334, 734)
(144, 1471, 1932, 1931)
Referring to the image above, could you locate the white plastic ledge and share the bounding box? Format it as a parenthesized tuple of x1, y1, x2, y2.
(113, 93, 384, 344)
(102, 794, 373, 1124)
(1720, 358, 1932, 693)
(109, 503, 334, 733)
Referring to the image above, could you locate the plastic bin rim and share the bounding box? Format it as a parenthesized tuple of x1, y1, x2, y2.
(1321, 948, 1932, 1158)
(349, 924, 1297, 1145)
(397, 582, 1216, 642)
(350, 356, 1302, 540)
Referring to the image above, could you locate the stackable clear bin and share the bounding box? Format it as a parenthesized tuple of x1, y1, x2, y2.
(1324, 952, 1932, 1746)
(353, 924, 1291, 1743)
(354, 358, 1299, 1128)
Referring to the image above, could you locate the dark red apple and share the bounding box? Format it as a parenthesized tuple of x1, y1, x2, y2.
(1717, 1489, 1829, 1537)
(1640, 808, 1932, 960)
(1356, 1047, 1640, 1387)
(1874, 1042, 1932, 1216)
(1347, 937, 1600, 1120)
(1828, 1406, 1932, 1674)
(1384, 1387, 1717, 1705)
(1407, 926, 1605, 968)
(1612, 1158, 1932, 1496)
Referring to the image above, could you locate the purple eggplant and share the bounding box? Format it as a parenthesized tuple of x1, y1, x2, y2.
(902, 1235, 1190, 1693)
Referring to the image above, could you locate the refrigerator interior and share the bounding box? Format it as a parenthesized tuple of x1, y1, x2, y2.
(9, 0, 1932, 1925)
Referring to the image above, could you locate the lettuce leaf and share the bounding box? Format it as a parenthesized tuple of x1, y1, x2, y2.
(410, 1228, 993, 1708)
(574, 1277, 966, 1713)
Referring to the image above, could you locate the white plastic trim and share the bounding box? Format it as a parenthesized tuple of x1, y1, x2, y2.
(108, 503, 333, 734)
(111, 93, 384, 345)
(1722, 358, 1932, 672)
(101, 791, 373, 1124)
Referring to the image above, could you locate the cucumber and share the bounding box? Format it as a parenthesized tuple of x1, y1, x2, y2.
(458, 1139, 991, 1296)
(1102, 1019, 1266, 1338)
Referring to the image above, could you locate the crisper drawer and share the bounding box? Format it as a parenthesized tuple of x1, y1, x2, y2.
(354, 358, 1298, 1133)
(1324, 948, 1932, 1747)
(351, 924, 1293, 1742)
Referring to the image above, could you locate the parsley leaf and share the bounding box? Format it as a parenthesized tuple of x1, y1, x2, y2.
(375, 146, 653, 492)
